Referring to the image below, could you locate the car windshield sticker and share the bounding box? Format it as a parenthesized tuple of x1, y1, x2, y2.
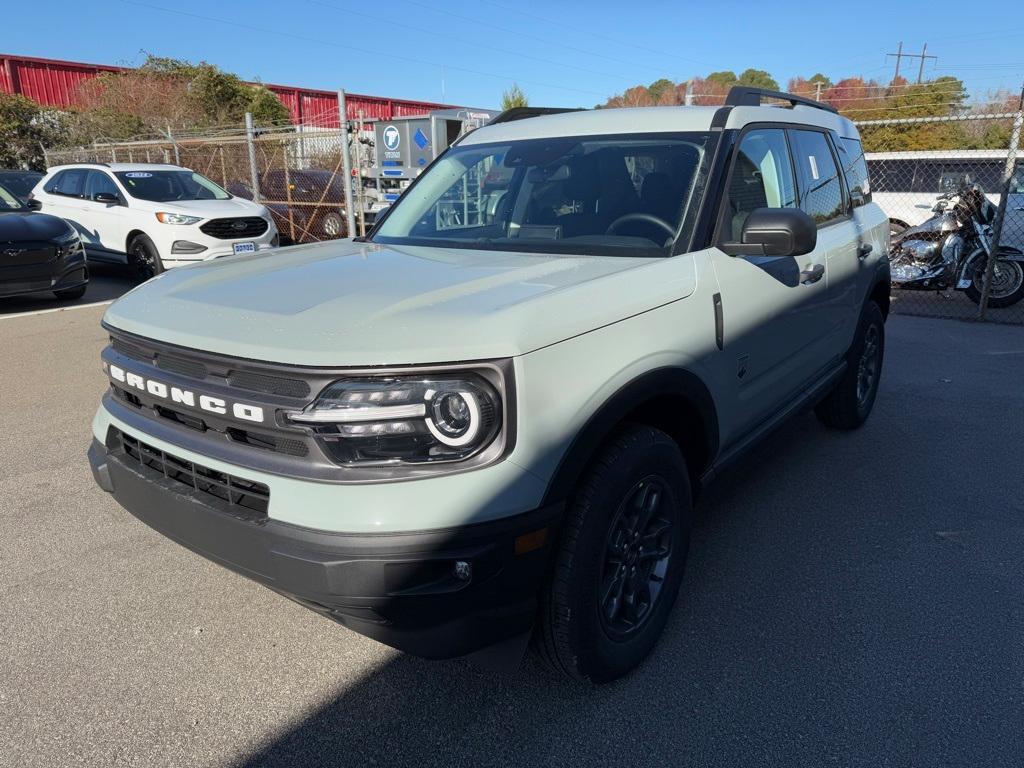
(124, 172, 153, 178)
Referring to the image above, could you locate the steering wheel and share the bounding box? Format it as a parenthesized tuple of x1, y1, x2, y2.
(605, 212, 676, 238)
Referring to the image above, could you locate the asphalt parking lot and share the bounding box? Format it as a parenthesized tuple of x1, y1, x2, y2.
(1, 304, 1022, 768)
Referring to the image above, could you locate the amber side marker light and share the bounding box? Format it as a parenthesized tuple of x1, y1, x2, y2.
(515, 527, 548, 556)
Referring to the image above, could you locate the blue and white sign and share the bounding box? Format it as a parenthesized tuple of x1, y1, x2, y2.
(382, 125, 401, 152)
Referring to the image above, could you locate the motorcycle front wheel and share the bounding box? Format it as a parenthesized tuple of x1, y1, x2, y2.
(965, 256, 1024, 308)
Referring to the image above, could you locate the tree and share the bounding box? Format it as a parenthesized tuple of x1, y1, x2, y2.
(0, 93, 67, 170)
(501, 83, 528, 110)
(705, 71, 738, 87)
(73, 54, 290, 141)
(647, 78, 678, 105)
(736, 69, 779, 90)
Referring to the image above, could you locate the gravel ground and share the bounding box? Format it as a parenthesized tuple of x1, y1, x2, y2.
(0, 306, 1021, 768)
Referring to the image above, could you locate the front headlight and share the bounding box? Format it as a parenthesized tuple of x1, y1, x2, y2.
(155, 212, 202, 225)
(288, 372, 504, 466)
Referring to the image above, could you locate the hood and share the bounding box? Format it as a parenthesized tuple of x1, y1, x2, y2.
(104, 241, 697, 366)
(133, 196, 266, 218)
(0, 211, 73, 242)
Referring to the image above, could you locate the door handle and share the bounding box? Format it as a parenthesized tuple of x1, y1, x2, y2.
(858, 243, 873, 260)
(800, 263, 825, 285)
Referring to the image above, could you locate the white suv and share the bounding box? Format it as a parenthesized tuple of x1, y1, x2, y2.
(31, 163, 278, 277)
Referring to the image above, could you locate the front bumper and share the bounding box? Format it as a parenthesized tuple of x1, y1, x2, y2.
(0, 249, 88, 298)
(89, 434, 559, 659)
(152, 220, 279, 267)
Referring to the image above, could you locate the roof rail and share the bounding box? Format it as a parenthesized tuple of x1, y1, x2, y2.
(55, 161, 110, 168)
(724, 86, 838, 114)
(488, 107, 584, 125)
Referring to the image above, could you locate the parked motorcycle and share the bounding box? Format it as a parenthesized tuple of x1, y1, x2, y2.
(889, 179, 1024, 308)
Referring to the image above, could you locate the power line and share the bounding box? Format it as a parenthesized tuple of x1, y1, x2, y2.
(474, 0, 709, 68)
(114, 0, 610, 100)
(887, 42, 938, 84)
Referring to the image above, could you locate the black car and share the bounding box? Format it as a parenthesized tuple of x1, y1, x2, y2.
(0, 181, 88, 301)
(0, 170, 44, 203)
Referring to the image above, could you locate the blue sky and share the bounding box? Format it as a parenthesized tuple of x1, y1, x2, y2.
(8, 0, 1024, 108)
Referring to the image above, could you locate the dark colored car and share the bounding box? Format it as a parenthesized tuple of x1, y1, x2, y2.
(0, 170, 44, 203)
(0, 181, 88, 301)
(230, 169, 347, 244)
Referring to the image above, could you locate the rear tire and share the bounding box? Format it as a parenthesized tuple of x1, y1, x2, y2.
(128, 234, 164, 281)
(321, 212, 345, 239)
(815, 301, 885, 430)
(533, 424, 692, 683)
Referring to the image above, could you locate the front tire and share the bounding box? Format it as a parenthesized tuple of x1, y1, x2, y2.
(534, 425, 692, 683)
(321, 211, 345, 239)
(964, 257, 1024, 308)
(815, 301, 885, 430)
(128, 234, 164, 281)
(53, 284, 86, 300)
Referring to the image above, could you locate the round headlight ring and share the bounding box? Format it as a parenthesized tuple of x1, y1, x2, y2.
(426, 389, 482, 447)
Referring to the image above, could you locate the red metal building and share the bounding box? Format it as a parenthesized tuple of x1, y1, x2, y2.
(0, 53, 457, 127)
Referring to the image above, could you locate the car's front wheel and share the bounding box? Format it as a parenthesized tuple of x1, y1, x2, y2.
(128, 234, 164, 281)
(534, 424, 692, 683)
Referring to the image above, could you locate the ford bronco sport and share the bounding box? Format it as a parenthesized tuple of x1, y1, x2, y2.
(89, 87, 891, 683)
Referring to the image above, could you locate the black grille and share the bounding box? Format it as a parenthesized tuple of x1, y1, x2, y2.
(229, 370, 310, 398)
(112, 338, 152, 364)
(112, 428, 269, 520)
(199, 217, 269, 239)
(156, 353, 207, 380)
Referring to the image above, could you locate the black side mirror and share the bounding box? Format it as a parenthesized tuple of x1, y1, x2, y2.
(93, 192, 121, 205)
(720, 207, 817, 257)
(26, 198, 42, 210)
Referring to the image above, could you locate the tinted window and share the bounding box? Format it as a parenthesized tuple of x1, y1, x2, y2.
(0, 183, 25, 210)
(721, 128, 797, 241)
(114, 170, 230, 202)
(914, 159, 1004, 194)
(85, 171, 121, 200)
(0, 171, 42, 199)
(789, 130, 844, 224)
(46, 169, 87, 198)
(838, 138, 870, 207)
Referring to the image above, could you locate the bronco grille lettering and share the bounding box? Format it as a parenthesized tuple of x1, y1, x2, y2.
(107, 363, 265, 423)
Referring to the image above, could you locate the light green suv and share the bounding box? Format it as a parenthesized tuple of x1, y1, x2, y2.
(89, 87, 891, 683)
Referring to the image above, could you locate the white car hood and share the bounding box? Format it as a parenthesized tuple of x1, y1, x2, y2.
(104, 240, 697, 366)
(133, 197, 265, 217)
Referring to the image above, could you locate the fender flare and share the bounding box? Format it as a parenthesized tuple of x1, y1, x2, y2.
(539, 367, 720, 507)
(959, 245, 1024, 282)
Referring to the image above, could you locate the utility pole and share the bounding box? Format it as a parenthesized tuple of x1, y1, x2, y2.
(814, 81, 822, 102)
(887, 42, 937, 84)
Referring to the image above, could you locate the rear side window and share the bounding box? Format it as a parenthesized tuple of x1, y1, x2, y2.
(789, 130, 845, 225)
(45, 169, 87, 197)
(838, 138, 871, 207)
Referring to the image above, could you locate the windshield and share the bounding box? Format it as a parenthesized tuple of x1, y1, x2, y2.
(371, 132, 712, 256)
(0, 183, 26, 211)
(0, 171, 41, 200)
(114, 170, 231, 202)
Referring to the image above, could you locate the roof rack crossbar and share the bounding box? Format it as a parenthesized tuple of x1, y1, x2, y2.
(724, 86, 838, 114)
(488, 107, 584, 125)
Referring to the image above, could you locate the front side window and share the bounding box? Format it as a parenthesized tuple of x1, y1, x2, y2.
(838, 138, 871, 207)
(789, 129, 845, 224)
(85, 171, 121, 201)
(721, 128, 797, 242)
(114, 170, 231, 203)
(372, 133, 711, 256)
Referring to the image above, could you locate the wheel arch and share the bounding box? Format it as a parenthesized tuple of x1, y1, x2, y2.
(540, 367, 720, 507)
(125, 229, 150, 253)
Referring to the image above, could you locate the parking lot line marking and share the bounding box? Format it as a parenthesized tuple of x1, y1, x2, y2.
(0, 300, 115, 322)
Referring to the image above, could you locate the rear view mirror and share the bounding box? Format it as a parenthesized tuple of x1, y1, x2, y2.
(93, 192, 120, 205)
(26, 198, 42, 210)
(720, 207, 817, 257)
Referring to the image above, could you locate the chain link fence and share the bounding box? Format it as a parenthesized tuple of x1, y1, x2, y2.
(44, 115, 372, 245)
(857, 107, 1024, 324)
